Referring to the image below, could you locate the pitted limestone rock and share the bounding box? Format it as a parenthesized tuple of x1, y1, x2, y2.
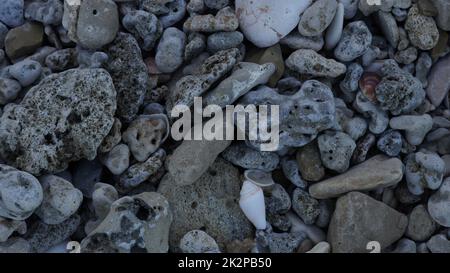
(239, 80, 335, 150)
(0, 68, 116, 175)
(285, 49, 346, 78)
(221, 142, 279, 172)
(405, 151, 445, 195)
(122, 10, 163, 51)
(317, 131, 356, 173)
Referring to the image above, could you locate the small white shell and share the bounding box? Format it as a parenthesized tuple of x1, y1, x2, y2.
(244, 169, 275, 187)
(239, 180, 266, 230)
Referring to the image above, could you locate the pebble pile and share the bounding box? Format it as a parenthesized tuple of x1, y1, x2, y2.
(0, 0, 450, 253)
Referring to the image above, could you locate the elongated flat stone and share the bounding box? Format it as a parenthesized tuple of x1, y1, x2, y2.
(427, 54, 450, 106)
(309, 155, 403, 199)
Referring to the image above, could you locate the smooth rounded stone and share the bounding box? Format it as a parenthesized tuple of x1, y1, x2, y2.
(296, 141, 325, 182)
(0, 217, 26, 242)
(99, 118, 121, 154)
(377, 130, 402, 157)
(85, 182, 119, 234)
(340, 63, 363, 93)
(0, 0, 24, 27)
(405, 5, 439, 50)
(0, 78, 21, 105)
(77, 49, 108, 69)
(292, 188, 320, 225)
(394, 47, 418, 65)
(35, 175, 83, 225)
(105, 33, 152, 123)
(122, 114, 169, 162)
(433, 0, 450, 31)
(417, 242, 430, 253)
(44, 48, 78, 72)
(339, 0, 358, 19)
(406, 205, 436, 241)
(81, 192, 172, 253)
(397, 27, 409, 51)
(416, 52, 432, 88)
(159, 0, 186, 28)
(0, 68, 116, 175)
(375, 61, 425, 115)
(118, 148, 165, 191)
(5, 22, 43, 60)
(179, 230, 220, 253)
(325, 2, 344, 50)
(328, 191, 407, 253)
(358, 0, 394, 16)
(317, 131, 356, 173)
(236, 0, 310, 48)
(167, 48, 240, 112)
(102, 144, 130, 175)
(391, 238, 417, 253)
(183, 7, 238, 32)
(122, 10, 162, 51)
(158, 158, 253, 252)
(239, 81, 336, 150)
(426, 54, 450, 107)
(206, 31, 243, 53)
(265, 184, 291, 215)
(76, 0, 119, 50)
(361, 45, 380, 67)
(184, 33, 206, 61)
(427, 234, 450, 253)
(306, 241, 331, 253)
(426, 128, 450, 142)
(286, 49, 346, 78)
(0, 165, 42, 221)
(26, 214, 80, 253)
(8, 59, 41, 87)
(334, 21, 372, 62)
(0, 22, 7, 49)
(25, 0, 64, 25)
(405, 151, 445, 195)
(281, 157, 306, 188)
(376, 11, 399, 47)
(221, 142, 279, 172)
(310, 155, 403, 199)
(344, 116, 367, 141)
(298, 0, 337, 37)
(0, 237, 31, 253)
(428, 178, 450, 227)
(155, 27, 186, 74)
(390, 114, 433, 146)
(280, 32, 324, 51)
(203, 62, 275, 107)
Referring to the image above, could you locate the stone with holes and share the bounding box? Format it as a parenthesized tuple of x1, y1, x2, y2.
(0, 68, 116, 175)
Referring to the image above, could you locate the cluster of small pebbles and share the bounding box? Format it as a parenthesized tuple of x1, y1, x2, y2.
(0, 0, 450, 254)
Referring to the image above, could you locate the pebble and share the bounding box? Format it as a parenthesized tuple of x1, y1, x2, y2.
(140, 0, 173, 15)
(376, 11, 398, 48)
(405, 151, 445, 195)
(428, 178, 450, 227)
(317, 131, 356, 173)
(25, 0, 64, 25)
(418, 0, 438, 17)
(0, 23, 7, 49)
(406, 205, 436, 241)
(85, 182, 118, 234)
(0, 78, 21, 105)
(377, 130, 402, 156)
(358, 0, 394, 16)
(5, 22, 44, 60)
(344, 116, 367, 141)
(0, 0, 24, 27)
(307, 241, 331, 253)
(122, 10, 163, 51)
(265, 184, 291, 215)
(159, 0, 186, 28)
(75, 0, 119, 50)
(122, 114, 169, 162)
(415, 52, 432, 88)
(99, 118, 122, 153)
(280, 32, 324, 51)
(296, 141, 325, 182)
(426, 54, 450, 107)
(325, 3, 344, 50)
(0, 69, 116, 175)
(427, 234, 450, 253)
(155, 27, 186, 74)
(8, 59, 42, 86)
(281, 157, 306, 188)
(288, 212, 326, 244)
(0, 217, 26, 242)
(184, 33, 206, 61)
(236, 0, 310, 48)
(433, 0, 450, 31)
(394, 46, 417, 65)
(45, 48, 78, 72)
(0, 237, 31, 253)
(292, 188, 320, 225)
(328, 191, 407, 253)
(405, 4, 439, 50)
(206, 31, 243, 53)
(183, 7, 238, 32)
(391, 238, 416, 253)
(352, 133, 376, 164)
(179, 230, 220, 253)
(334, 21, 372, 62)
(298, 0, 338, 37)
(340, 63, 363, 93)
(286, 49, 346, 78)
(35, 175, 83, 225)
(221, 142, 279, 172)
(340, 0, 358, 19)
(389, 114, 433, 146)
(102, 144, 130, 175)
(158, 158, 253, 252)
(248, 44, 285, 87)
(310, 155, 403, 199)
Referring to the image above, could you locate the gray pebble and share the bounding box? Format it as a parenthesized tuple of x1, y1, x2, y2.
(184, 33, 206, 61)
(334, 21, 372, 62)
(45, 48, 78, 72)
(280, 157, 306, 188)
(25, 0, 63, 25)
(394, 46, 418, 65)
(280, 32, 324, 51)
(179, 230, 220, 253)
(415, 52, 432, 87)
(340, 63, 363, 93)
(159, 0, 186, 28)
(0, 77, 21, 105)
(377, 130, 402, 157)
(156, 27, 186, 73)
(221, 142, 279, 172)
(391, 238, 417, 253)
(207, 31, 243, 53)
(8, 59, 42, 87)
(292, 188, 320, 225)
(318, 131, 356, 173)
(286, 49, 346, 78)
(122, 10, 163, 51)
(427, 234, 450, 253)
(376, 11, 399, 47)
(298, 0, 338, 37)
(0, 22, 8, 49)
(344, 116, 367, 141)
(405, 151, 445, 195)
(405, 4, 439, 50)
(428, 178, 450, 227)
(265, 184, 291, 215)
(102, 144, 130, 176)
(406, 205, 436, 241)
(0, 0, 24, 27)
